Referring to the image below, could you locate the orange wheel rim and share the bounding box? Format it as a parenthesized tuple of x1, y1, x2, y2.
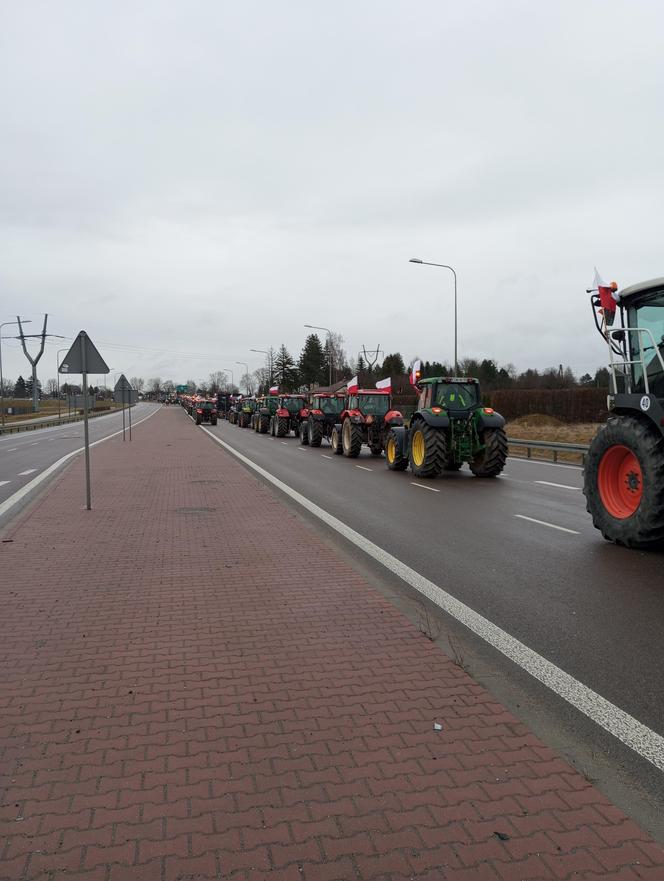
(598, 445, 643, 519)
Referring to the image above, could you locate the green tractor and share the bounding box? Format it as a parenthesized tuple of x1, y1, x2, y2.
(385, 376, 507, 478)
(583, 276, 664, 547)
(237, 397, 256, 429)
(253, 395, 280, 433)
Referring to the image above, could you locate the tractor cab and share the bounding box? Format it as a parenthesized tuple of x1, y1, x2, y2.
(311, 394, 346, 416)
(279, 394, 306, 414)
(347, 391, 391, 418)
(421, 378, 481, 414)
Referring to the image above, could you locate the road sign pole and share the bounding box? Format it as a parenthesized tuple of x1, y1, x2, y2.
(122, 386, 126, 441)
(81, 340, 92, 511)
(128, 392, 132, 441)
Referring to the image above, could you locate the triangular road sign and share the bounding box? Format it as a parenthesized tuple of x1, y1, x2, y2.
(59, 331, 109, 374)
(114, 374, 132, 392)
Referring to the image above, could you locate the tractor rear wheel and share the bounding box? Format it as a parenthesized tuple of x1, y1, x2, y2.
(409, 421, 446, 478)
(309, 419, 323, 447)
(385, 429, 407, 471)
(583, 415, 664, 547)
(331, 425, 343, 455)
(259, 414, 270, 433)
(470, 427, 508, 477)
(277, 416, 288, 437)
(299, 421, 309, 445)
(342, 419, 363, 458)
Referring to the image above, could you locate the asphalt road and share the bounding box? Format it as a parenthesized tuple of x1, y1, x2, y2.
(201, 411, 664, 834)
(0, 403, 159, 525)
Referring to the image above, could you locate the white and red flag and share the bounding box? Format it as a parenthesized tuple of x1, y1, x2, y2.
(375, 377, 391, 393)
(593, 268, 619, 319)
(410, 360, 422, 386)
(269, 386, 279, 394)
(346, 375, 359, 393)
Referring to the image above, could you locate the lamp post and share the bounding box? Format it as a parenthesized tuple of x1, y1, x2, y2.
(221, 368, 234, 391)
(56, 347, 69, 419)
(304, 324, 334, 386)
(1, 319, 32, 428)
(250, 348, 274, 390)
(236, 361, 249, 394)
(409, 258, 458, 375)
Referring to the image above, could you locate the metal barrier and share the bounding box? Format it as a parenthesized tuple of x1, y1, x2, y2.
(508, 438, 589, 464)
(0, 409, 115, 436)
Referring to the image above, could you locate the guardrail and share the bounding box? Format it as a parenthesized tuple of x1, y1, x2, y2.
(508, 438, 589, 464)
(0, 409, 116, 436)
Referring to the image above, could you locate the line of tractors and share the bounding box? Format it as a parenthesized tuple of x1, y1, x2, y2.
(182, 374, 509, 480)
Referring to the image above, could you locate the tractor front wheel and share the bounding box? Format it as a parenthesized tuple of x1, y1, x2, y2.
(470, 427, 508, 477)
(409, 421, 446, 478)
(583, 415, 664, 547)
(385, 429, 407, 471)
(309, 419, 323, 447)
(259, 414, 270, 434)
(331, 425, 343, 455)
(299, 421, 309, 445)
(277, 416, 288, 437)
(342, 419, 363, 458)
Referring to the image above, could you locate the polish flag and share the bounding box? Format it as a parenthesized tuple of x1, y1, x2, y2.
(269, 386, 279, 394)
(410, 360, 422, 386)
(593, 268, 619, 323)
(375, 377, 391, 393)
(346, 375, 359, 393)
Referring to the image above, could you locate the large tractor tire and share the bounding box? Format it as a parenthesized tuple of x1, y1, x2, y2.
(238, 413, 246, 428)
(299, 421, 309, 445)
(259, 414, 270, 434)
(583, 415, 664, 547)
(309, 419, 323, 447)
(385, 428, 407, 471)
(195, 415, 202, 425)
(342, 419, 363, 458)
(276, 416, 288, 437)
(211, 417, 217, 425)
(470, 427, 508, 477)
(409, 421, 446, 478)
(331, 425, 343, 455)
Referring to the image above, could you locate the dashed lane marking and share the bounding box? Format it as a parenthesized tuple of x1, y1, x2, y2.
(535, 480, 580, 490)
(0, 481, 10, 487)
(281, 442, 288, 445)
(200, 424, 664, 773)
(30, 442, 39, 445)
(355, 465, 373, 472)
(514, 514, 580, 534)
(411, 482, 440, 492)
(7, 448, 17, 452)
(322, 455, 333, 459)
(18, 469, 37, 476)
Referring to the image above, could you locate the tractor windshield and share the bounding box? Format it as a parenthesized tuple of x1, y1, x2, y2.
(358, 394, 389, 416)
(627, 291, 664, 397)
(435, 383, 478, 410)
(282, 398, 303, 412)
(319, 397, 345, 415)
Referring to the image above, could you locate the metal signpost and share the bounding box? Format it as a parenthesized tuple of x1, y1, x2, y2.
(59, 331, 109, 510)
(113, 375, 135, 442)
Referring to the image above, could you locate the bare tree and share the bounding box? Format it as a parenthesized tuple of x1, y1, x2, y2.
(45, 378, 58, 397)
(241, 372, 255, 394)
(208, 371, 225, 394)
(147, 377, 162, 397)
(130, 376, 145, 392)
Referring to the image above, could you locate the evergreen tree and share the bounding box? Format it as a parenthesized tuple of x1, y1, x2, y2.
(274, 344, 298, 391)
(14, 375, 27, 397)
(355, 354, 366, 374)
(378, 353, 406, 380)
(298, 334, 326, 387)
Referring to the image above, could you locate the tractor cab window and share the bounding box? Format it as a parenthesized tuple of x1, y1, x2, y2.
(628, 292, 664, 396)
(283, 397, 302, 412)
(347, 395, 358, 410)
(435, 383, 478, 410)
(419, 386, 433, 409)
(320, 397, 345, 415)
(358, 394, 389, 416)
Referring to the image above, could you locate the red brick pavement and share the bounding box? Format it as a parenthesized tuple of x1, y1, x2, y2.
(1, 407, 662, 881)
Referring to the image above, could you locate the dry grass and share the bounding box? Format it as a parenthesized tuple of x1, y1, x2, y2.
(3, 400, 120, 424)
(506, 415, 600, 464)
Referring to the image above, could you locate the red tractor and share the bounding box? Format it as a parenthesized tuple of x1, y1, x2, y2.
(299, 392, 347, 447)
(271, 394, 308, 437)
(332, 389, 403, 458)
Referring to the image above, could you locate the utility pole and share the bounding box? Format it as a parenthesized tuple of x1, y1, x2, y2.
(17, 314, 48, 413)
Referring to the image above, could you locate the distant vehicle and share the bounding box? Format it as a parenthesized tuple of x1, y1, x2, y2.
(299, 393, 346, 446)
(193, 400, 218, 425)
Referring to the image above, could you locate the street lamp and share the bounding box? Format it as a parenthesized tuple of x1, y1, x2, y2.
(220, 368, 235, 390)
(236, 361, 249, 394)
(304, 324, 333, 386)
(250, 348, 274, 389)
(56, 347, 69, 419)
(409, 258, 459, 375)
(0, 319, 32, 428)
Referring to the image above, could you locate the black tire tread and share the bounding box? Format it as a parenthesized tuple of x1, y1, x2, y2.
(470, 427, 508, 477)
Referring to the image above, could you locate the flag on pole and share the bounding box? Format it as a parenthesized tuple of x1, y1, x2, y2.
(346, 375, 359, 393)
(375, 377, 391, 393)
(269, 386, 279, 394)
(593, 268, 619, 323)
(410, 360, 422, 387)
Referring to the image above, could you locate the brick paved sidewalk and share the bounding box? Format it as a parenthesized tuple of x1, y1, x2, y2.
(1, 407, 662, 881)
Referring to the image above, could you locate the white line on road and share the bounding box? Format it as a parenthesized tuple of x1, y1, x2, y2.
(355, 465, 373, 472)
(297, 447, 308, 451)
(514, 514, 580, 534)
(0, 481, 10, 487)
(30, 442, 39, 445)
(508, 456, 581, 471)
(0, 407, 161, 522)
(18, 469, 37, 476)
(322, 455, 333, 459)
(411, 482, 440, 492)
(535, 480, 579, 490)
(201, 424, 664, 773)
(7, 448, 17, 452)
(281, 442, 288, 445)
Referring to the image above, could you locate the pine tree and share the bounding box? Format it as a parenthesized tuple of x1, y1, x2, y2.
(14, 375, 27, 397)
(298, 334, 326, 387)
(377, 353, 405, 380)
(274, 344, 297, 391)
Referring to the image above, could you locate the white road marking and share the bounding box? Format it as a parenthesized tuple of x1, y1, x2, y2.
(514, 514, 580, 534)
(0, 407, 161, 521)
(30, 442, 39, 445)
(355, 465, 373, 472)
(281, 442, 288, 445)
(0, 481, 10, 487)
(297, 447, 308, 451)
(411, 482, 440, 492)
(7, 448, 17, 452)
(508, 456, 581, 471)
(535, 480, 579, 491)
(201, 425, 664, 773)
(18, 469, 37, 476)
(322, 455, 333, 459)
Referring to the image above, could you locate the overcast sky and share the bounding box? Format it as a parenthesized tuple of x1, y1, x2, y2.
(2, 0, 663, 387)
